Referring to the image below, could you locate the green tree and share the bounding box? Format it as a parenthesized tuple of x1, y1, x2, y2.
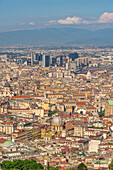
(50, 167, 59, 170)
(0, 161, 11, 170)
(77, 163, 88, 170)
(46, 166, 59, 170)
(98, 110, 105, 117)
(22, 159, 30, 170)
(48, 110, 57, 116)
(2, 161, 13, 170)
(12, 159, 23, 170)
(37, 163, 44, 169)
(0, 159, 44, 170)
(29, 162, 39, 170)
(109, 159, 113, 170)
(47, 162, 50, 170)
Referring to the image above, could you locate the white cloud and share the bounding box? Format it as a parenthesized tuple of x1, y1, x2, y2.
(52, 12, 113, 25)
(29, 22, 35, 25)
(58, 16, 83, 24)
(49, 20, 57, 23)
(57, 16, 96, 25)
(98, 12, 113, 23)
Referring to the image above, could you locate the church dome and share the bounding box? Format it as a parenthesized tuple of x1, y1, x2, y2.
(52, 116, 62, 125)
(3, 141, 14, 146)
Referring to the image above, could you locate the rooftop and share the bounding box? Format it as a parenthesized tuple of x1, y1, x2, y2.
(108, 100, 113, 106)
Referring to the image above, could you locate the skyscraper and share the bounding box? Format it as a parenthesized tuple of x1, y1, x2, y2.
(43, 55, 50, 67)
(35, 53, 43, 63)
(60, 56, 63, 66)
(56, 55, 63, 66)
(51, 57, 56, 66)
(31, 53, 35, 65)
(69, 52, 79, 61)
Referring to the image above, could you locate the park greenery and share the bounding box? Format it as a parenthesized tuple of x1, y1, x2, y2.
(0, 160, 60, 170)
(109, 159, 113, 170)
(48, 110, 57, 116)
(0, 159, 44, 170)
(77, 163, 88, 170)
(1, 157, 113, 170)
(0, 160, 89, 170)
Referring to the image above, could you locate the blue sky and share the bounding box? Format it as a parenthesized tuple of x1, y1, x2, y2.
(0, 0, 113, 32)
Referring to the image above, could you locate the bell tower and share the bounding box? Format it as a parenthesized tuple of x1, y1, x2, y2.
(3, 81, 11, 97)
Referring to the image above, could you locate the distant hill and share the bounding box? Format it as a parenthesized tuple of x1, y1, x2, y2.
(0, 27, 113, 46)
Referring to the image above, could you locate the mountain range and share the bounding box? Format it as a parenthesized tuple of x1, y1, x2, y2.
(0, 27, 113, 46)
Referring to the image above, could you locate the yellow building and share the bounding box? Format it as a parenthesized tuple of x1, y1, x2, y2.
(42, 102, 50, 110)
(0, 122, 17, 134)
(105, 100, 113, 116)
(46, 93, 64, 99)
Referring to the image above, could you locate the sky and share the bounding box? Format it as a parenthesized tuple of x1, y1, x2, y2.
(0, 0, 113, 32)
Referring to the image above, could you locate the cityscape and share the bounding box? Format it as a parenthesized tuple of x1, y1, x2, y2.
(0, 46, 112, 169)
(1, 0, 113, 170)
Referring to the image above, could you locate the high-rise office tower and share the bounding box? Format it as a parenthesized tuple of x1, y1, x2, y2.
(69, 52, 79, 61)
(60, 56, 63, 66)
(56, 55, 63, 66)
(52, 57, 56, 66)
(35, 53, 43, 63)
(31, 53, 35, 65)
(43, 55, 50, 67)
(39, 53, 43, 62)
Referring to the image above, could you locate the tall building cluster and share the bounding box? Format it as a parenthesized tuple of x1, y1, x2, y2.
(30, 52, 89, 72)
